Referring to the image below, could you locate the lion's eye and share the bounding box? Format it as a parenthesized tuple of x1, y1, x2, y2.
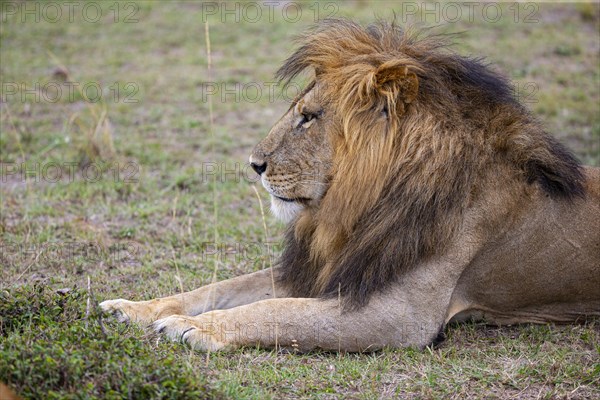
(298, 112, 317, 129)
(298, 113, 316, 129)
(303, 113, 315, 123)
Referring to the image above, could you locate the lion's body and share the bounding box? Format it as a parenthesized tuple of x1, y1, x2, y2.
(101, 19, 600, 352)
(448, 166, 600, 325)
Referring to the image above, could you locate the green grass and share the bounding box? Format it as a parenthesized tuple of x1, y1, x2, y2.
(1, 286, 216, 399)
(1, 1, 599, 398)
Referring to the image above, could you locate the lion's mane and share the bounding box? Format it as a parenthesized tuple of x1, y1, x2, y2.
(276, 19, 585, 309)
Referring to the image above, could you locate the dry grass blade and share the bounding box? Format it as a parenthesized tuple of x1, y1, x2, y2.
(47, 50, 115, 166)
(203, 19, 219, 367)
(251, 184, 279, 353)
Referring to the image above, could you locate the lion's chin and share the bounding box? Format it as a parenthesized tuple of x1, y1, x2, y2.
(270, 196, 304, 223)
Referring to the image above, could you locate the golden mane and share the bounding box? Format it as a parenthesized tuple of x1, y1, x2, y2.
(276, 19, 585, 309)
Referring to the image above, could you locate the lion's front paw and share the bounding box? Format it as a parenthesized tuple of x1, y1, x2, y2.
(100, 299, 155, 325)
(100, 297, 184, 326)
(153, 314, 229, 352)
(100, 299, 135, 323)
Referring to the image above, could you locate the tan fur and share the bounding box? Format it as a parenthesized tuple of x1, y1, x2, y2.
(101, 19, 599, 352)
(0, 383, 21, 400)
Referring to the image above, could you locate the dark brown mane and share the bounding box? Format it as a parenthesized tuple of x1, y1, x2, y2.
(276, 19, 585, 310)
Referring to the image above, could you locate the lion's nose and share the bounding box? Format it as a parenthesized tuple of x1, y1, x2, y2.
(250, 159, 267, 175)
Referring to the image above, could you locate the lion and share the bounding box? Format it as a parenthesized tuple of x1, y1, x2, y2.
(0, 383, 21, 400)
(101, 19, 600, 352)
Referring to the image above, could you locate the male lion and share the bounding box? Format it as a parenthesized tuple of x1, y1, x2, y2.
(101, 19, 600, 352)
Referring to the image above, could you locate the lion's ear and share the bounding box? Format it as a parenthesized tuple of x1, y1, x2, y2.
(374, 62, 419, 108)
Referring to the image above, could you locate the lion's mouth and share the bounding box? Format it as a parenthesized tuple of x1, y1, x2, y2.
(273, 195, 311, 203)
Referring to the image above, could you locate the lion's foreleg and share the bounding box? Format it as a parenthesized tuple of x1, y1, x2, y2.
(100, 268, 287, 325)
(152, 243, 480, 352)
(153, 293, 444, 352)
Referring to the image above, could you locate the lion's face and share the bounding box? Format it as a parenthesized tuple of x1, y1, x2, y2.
(250, 84, 337, 222)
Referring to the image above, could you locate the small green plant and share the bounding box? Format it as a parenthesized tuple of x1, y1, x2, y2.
(0, 285, 218, 399)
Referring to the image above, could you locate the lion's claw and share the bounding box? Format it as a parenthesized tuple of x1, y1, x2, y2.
(153, 314, 228, 352)
(99, 299, 134, 323)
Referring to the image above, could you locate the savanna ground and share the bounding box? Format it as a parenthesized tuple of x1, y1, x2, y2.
(1, 1, 599, 398)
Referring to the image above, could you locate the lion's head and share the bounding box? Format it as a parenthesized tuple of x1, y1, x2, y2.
(250, 19, 585, 309)
(249, 81, 335, 223)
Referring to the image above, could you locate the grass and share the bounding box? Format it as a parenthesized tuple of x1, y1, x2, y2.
(1, 286, 215, 399)
(1, 1, 599, 398)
